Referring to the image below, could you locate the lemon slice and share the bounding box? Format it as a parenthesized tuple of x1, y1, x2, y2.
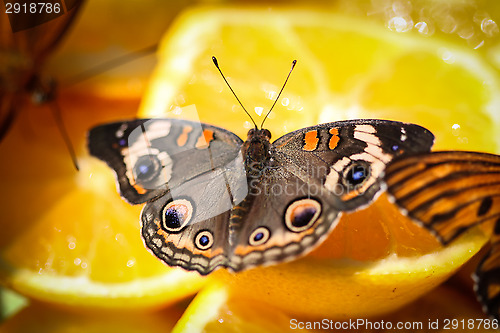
(139, 7, 498, 318)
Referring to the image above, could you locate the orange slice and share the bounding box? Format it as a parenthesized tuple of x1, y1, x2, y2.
(0, 299, 183, 333)
(0, 93, 206, 308)
(171, 282, 492, 333)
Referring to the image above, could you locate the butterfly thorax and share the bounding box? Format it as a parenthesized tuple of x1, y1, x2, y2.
(242, 128, 272, 177)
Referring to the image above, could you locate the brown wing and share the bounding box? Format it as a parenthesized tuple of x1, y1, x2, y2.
(385, 151, 500, 244)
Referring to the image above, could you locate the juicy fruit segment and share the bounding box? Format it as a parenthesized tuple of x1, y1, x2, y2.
(140, 7, 497, 318)
(380, 285, 496, 333)
(172, 283, 229, 333)
(309, 194, 442, 260)
(172, 282, 300, 333)
(171, 282, 492, 333)
(215, 224, 486, 319)
(0, 95, 206, 308)
(0, 300, 183, 333)
(215, 194, 488, 318)
(140, 8, 500, 154)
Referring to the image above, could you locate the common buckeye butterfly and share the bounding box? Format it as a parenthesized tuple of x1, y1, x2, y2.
(88, 118, 435, 274)
(88, 58, 434, 274)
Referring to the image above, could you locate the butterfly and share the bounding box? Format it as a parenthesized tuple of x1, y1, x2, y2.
(88, 58, 437, 275)
(1, 0, 83, 168)
(88, 118, 436, 274)
(384, 150, 500, 320)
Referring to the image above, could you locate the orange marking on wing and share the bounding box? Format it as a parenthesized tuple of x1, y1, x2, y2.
(177, 125, 193, 147)
(341, 189, 360, 201)
(152, 219, 224, 256)
(195, 129, 214, 149)
(133, 184, 147, 194)
(154, 219, 169, 238)
(233, 228, 315, 256)
(303, 130, 319, 151)
(329, 128, 339, 150)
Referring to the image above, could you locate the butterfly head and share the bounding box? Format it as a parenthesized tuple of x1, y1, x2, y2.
(246, 128, 271, 141)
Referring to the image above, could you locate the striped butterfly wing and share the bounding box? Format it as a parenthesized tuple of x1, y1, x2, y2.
(384, 150, 500, 319)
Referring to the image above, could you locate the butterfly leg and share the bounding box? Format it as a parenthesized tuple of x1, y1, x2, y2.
(474, 219, 500, 321)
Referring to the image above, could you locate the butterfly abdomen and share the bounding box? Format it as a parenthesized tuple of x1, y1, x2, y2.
(228, 197, 254, 247)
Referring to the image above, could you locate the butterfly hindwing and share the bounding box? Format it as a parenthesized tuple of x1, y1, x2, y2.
(226, 163, 342, 270)
(475, 236, 500, 321)
(141, 190, 233, 274)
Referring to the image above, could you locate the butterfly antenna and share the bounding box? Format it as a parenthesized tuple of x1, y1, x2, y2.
(212, 56, 258, 129)
(49, 101, 79, 171)
(260, 60, 297, 129)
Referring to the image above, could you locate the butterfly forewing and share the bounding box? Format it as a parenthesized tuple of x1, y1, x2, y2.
(1, 1, 84, 64)
(273, 119, 435, 210)
(88, 119, 245, 204)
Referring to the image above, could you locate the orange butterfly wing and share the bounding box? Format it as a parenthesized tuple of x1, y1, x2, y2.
(385, 150, 500, 320)
(385, 151, 500, 244)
